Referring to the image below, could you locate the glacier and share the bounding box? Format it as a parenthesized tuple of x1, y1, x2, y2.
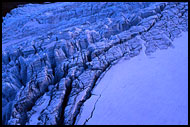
(75, 32, 188, 125)
(2, 2, 188, 125)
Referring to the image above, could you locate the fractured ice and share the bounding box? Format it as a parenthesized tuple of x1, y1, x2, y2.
(2, 2, 188, 125)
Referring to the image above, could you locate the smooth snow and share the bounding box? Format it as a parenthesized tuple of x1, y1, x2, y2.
(76, 32, 188, 125)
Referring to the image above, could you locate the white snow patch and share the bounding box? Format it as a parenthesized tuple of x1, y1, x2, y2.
(76, 32, 188, 125)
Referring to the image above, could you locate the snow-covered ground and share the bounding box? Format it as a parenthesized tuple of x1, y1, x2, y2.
(75, 32, 188, 125)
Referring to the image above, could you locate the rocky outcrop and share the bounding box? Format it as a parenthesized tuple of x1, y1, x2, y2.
(2, 2, 188, 125)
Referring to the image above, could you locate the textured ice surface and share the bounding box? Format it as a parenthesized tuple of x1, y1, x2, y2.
(76, 32, 188, 125)
(2, 2, 188, 125)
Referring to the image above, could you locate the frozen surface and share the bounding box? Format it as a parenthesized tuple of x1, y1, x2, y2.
(2, 2, 188, 125)
(26, 93, 50, 125)
(76, 32, 188, 125)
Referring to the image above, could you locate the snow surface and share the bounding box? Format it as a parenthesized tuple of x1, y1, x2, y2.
(76, 32, 188, 125)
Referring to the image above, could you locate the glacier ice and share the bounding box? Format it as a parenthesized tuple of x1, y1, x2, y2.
(2, 2, 188, 125)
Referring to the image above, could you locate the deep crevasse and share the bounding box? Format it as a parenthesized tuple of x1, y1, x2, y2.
(2, 2, 188, 125)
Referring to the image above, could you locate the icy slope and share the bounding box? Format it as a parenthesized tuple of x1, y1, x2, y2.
(2, 2, 188, 125)
(75, 32, 188, 125)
